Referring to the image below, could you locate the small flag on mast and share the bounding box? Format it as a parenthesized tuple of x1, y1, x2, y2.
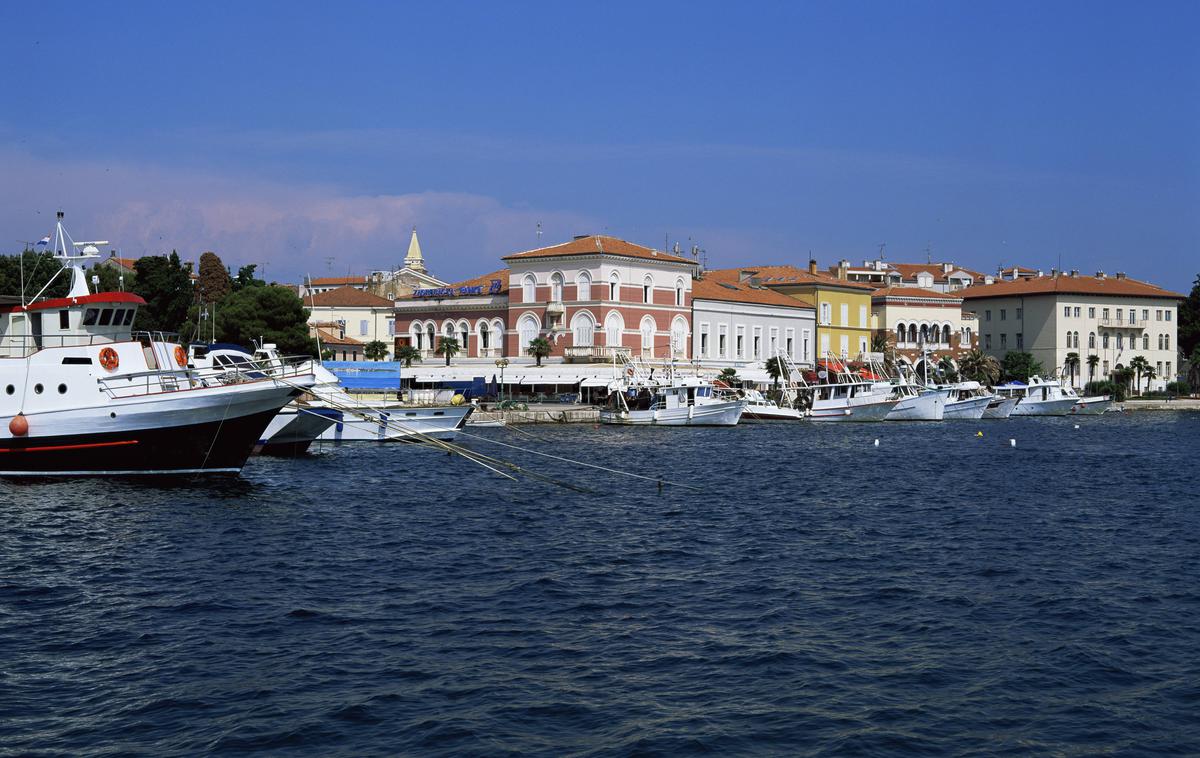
(35, 236, 50, 248)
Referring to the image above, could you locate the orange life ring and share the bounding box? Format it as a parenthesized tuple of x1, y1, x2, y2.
(99, 347, 119, 372)
(174, 345, 188, 367)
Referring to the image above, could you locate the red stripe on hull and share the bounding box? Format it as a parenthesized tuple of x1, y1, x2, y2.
(0, 439, 139, 454)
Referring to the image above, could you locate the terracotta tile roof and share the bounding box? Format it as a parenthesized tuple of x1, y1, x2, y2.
(309, 275, 367, 286)
(99, 255, 138, 270)
(692, 275, 816, 309)
(307, 286, 394, 307)
(714, 265, 876, 291)
(313, 326, 363, 346)
(448, 269, 510, 294)
(960, 274, 1183, 300)
(872, 286, 961, 300)
(502, 235, 694, 264)
(882, 262, 984, 281)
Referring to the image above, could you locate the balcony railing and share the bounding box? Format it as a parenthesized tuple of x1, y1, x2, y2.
(563, 345, 632, 363)
(1098, 319, 1146, 329)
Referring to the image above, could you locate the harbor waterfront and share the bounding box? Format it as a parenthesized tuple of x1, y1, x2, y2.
(2, 412, 1199, 755)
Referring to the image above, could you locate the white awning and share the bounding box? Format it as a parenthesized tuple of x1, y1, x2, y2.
(580, 377, 615, 387)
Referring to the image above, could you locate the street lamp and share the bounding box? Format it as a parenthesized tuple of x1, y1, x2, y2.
(495, 358, 509, 403)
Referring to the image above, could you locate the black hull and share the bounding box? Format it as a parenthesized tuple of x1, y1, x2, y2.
(0, 408, 282, 476)
(256, 438, 316, 457)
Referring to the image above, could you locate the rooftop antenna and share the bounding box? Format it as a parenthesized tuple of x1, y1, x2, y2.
(925, 242, 933, 264)
(877, 243, 886, 260)
(324, 256, 335, 273)
(536, 221, 542, 241)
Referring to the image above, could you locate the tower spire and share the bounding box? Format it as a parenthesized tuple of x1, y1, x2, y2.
(403, 226, 427, 274)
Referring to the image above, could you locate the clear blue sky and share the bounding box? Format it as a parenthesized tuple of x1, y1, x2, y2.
(2, 1, 1197, 291)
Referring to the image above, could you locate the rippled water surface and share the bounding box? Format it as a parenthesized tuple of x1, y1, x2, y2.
(3, 412, 1199, 756)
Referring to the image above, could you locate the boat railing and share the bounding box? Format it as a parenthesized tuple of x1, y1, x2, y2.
(0, 333, 124, 358)
(97, 359, 313, 399)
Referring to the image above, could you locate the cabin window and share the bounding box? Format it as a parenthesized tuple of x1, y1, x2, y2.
(59, 310, 69, 329)
(123, 309, 135, 325)
(83, 308, 99, 326)
(98, 309, 114, 326)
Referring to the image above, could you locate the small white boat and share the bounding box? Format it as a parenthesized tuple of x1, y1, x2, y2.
(807, 380, 900, 422)
(982, 396, 1020, 419)
(1062, 385, 1112, 415)
(938, 381, 993, 420)
(881, 382, 945, 421)
(736, 388, 804, 421)
(601, 375, 744, 426)
(995, 377, 1079, 416)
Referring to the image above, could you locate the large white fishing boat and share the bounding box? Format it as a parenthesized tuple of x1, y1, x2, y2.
(881, 381, 945, 421)
(801, 356, 900, 422)
(0, 214, 314, 475)
(938, 381, 993, 420)
(250, 345, 472, 441)
(601, 365, 744, 426)
(995, 376, 1079, 416)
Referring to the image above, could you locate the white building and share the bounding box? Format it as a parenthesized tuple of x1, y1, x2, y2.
(691, 270, 817, 371)
(307, 287, 397, 359)
(962, 271, 1183, 389)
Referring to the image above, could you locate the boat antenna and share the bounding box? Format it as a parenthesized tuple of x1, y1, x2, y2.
(306, 273, 323, 361)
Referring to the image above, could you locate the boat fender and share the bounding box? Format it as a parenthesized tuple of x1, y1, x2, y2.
(99, 347, 120, 372)
(9, 414, 28, 436)
(174, 345, 188, 367)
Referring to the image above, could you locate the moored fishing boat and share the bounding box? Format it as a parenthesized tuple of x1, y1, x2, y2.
(601, 374, 744, 426)
(982, 395, 1020, 419)
(938, 381, 993, 420)
(0, 215, 315, 475)
(1062, 385, 1112, 415)
(995, 376, 1078, 416)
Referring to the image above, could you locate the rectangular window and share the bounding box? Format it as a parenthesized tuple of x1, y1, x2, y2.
(840, 303, 849, 326)
(360, 319, 369, 335)
(839, 334, 849, 358)
(786, 335, 794, 357)
(1103, 360, 1109, 375)
(1166, 311, 1172, 321)
(1166, 361, 1172, 378)
(699, 323, 709, 358)
(1156, 309, 1163, 321)
(98, 309, 113, 326)
(801, 329, 810, 361)
(859, 305, 867, 328)
(985, 333, 992, 349)
(1102, 308, 1110, 320)
(985, 310, 992, 321)
(820, 302, 831, 325)
(83, 308, 98, 326)
(1116, 309, 1123, 323)
(1074, 307, 1081, 317)
(1157, 361, 1163, 376)
(1016, 333, 1023, 350)
(1064, 306, 1071, 317)
(1141, 309, 1149, 321)
(859, 336, 868, 356)
(1000, 333, 1007, 348)
(1088, 307, 1095, 318)
(1016, 307, 1023, 320)
(58, 310, 69, 329)
(1000, 309, 1007, 321)
(1116, 333, 1123, 349)
(752, 329, 761, 360)
(387, 319, 396, 336)
(718, 325, 728, 358)
(736, 330, 745, 359)
(820, 333, 830, 356)
(123, 309, 135, 326)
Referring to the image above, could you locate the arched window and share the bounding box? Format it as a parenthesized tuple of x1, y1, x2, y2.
(942, 324, 951, 345)
(1116, 333, 1123, 349)
(576, 271, 591, 301)
(605, 311, 624, 347)
(518, 314, 539, 354)
(896, 324, 905, 344)
(550, 272, 564, 303)
(674, 278, 685, 307)
(908, 324, 917, 344)
(459, 321, 470, 353)
(671, 316, 688, 357)
(479, 322, 490, 351)
(643, 275, 653, 304)
(1103, 333, 1110, 349)
(919, 324, 929, 344)
(608, 272, 620, 301)
(522, 274, 536, 303)
(1143, 334, 1149, 350)
(1089, 332, 1096, 349)
(491, 319, 505, 351)
(412, 323, 424, 350)
(1066, 330, 1072, 348)
(571, 311, 595, 347)
(426, 324, 435, 350)
(640, 316, 656, 357)
(1165, 334, 1170, 351)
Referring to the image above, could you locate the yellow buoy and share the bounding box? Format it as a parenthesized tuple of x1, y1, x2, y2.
(976, 431, 983, 437)
(451, 393, 465, 406)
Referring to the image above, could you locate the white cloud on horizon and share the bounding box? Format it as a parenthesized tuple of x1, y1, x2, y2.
(0, 148, 599, 284)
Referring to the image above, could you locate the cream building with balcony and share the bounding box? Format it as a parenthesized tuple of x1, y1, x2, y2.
(961, 271, 1183, 389)
(870, 287, 977, 375)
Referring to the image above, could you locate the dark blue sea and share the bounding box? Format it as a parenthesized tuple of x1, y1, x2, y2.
(3, 412, 1199, 756)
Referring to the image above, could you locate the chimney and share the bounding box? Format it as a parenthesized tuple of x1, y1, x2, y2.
(837, 259, 850, 280)
(738, 269, 755, 283)
(808, 258, 818, 275)
(1050, 268, 1058, 277)
(942, 262, 952, 274)
(1096, 270, 1106, 279)
(1070, 269, 1079, 277)
(1116, 272, 1126, 280)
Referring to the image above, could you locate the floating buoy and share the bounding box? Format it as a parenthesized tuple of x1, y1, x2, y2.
(873, 439, 880, 447)
(976, 431, 983, 437)
(1074, 424, 1080, 429)
(1010, 438, 1016, 447)
(9, 414, 28, 436)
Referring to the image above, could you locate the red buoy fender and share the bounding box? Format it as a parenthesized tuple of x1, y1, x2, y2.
(9, 414, 29, 436)
(99, 347, 119, 372)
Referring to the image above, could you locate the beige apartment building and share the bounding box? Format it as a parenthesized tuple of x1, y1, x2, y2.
(961, 271, 1183, 389)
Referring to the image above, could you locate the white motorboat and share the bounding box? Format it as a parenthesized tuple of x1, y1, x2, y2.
(735, 388, 804, 421)
(0, 214, 314, 476)
(1062, 385, 1112, 415)
(982, 396, 1020, 419)
(937, 381, 994, 420)
(251, 345, 472, 441)
(880, 382, 945, 421)
(601, 374, 744, 426)
(802, 356, 901, 422)
(995, 377, 1079, 416)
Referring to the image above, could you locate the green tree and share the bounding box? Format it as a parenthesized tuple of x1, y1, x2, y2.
(207, 285, 317, 355)
(958, 349, 1001, 385)
(0, 250, 69, 300)
(1141, 363, 1157, 394)
(133, 252, 193, 333)
(1128, 355, 1150, 396)
(937, 355, 959, 383)
(91, 263, 132, 293)
(718, 367, 740, 386)
(396, 345, 421, 367)
(197, 251, 232, 302)
(1178, 273, 1200, 359)
(1000, 351, 1043, 382)
(1086, 354, 1100, 382)
(234, 264, 266, 291)
(764, 356, 786, 389)
(363, 340, 390, 361)
(1064, 351, 1080, 387)
(1112, 365, 1136, 400)
(434, 336, 460, 366)
(1189, 346, 1200, 391)
(527, 337, 551, 367)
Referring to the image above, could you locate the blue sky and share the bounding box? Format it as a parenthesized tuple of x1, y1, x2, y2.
(2, 1, 1197, 290)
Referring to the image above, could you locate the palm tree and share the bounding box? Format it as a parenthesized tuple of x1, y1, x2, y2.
(1086, 354, 1100, 383)
(957, 348, 1001, 386)
(527, 337, 551, 367)
(396, 345, 421, 367)
(1063, 351, 1080, 387)
(1142, 364, 1157, 394)
(718, 367, 740, 386)
(434, 336, 460, 366)
(764, 356, 786, 390)
(1128, 355, 1150, 396)
(363, 340, 389, 361)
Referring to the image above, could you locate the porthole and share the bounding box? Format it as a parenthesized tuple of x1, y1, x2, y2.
(109, 412, 116, 419)
(34, 384, 44, 394)
(4, 385, 12, 395)
(57, 384, 67, 395)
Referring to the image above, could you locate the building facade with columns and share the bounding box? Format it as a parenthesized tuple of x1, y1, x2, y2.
(871, 286, 978, 376)
(961, 271, 1182, 389)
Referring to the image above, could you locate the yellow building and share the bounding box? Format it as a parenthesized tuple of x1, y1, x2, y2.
(730, 263, 876, 360)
